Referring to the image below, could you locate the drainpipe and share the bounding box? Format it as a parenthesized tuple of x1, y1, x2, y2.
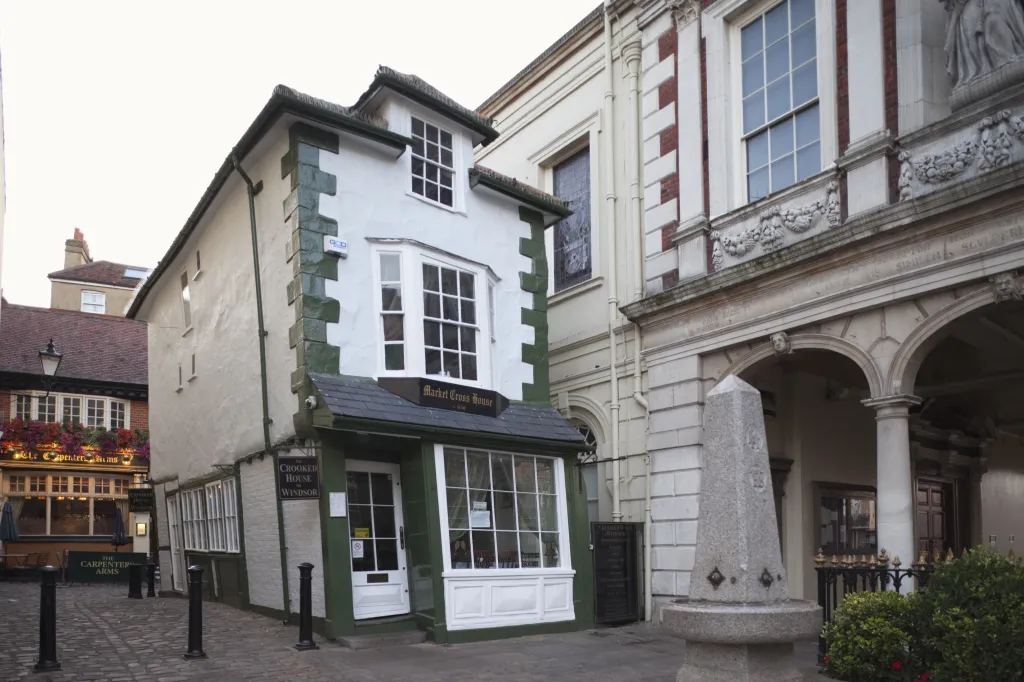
(622, 32, 653, 621)
(231, 156, 289, 618)
(603, 0, 622, 522)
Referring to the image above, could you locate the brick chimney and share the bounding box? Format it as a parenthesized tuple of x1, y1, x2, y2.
(64, 228, 92, 268)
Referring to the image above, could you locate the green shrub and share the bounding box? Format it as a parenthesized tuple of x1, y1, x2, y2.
(914, 547, 1024, 682)
(823, 590, 923, 682)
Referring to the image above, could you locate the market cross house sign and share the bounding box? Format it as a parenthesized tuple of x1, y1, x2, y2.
(276, 457, 321, 500)
(378, 377, 510, 417)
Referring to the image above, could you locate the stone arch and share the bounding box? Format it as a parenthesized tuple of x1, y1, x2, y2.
(720, 332, 886, 398)
(564, 395, 609, 447)
(886, 285, 996, 395)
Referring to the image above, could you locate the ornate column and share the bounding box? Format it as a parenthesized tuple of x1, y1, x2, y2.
(863, 395, 922, 572)
(968, 460, 988, 548)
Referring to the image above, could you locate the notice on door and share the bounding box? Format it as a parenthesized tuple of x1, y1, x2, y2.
(276, 456, 321, 500)
(351, 540, 365, 559)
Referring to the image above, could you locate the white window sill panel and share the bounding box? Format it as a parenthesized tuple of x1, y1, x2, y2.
(548, 277, 603, 307)
(443, 570, 576, 631)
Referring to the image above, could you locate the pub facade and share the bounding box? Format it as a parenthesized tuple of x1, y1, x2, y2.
(0, 300, 150, 568)
(129, 67, 593, 643)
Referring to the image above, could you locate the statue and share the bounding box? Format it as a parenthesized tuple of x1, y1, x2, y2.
(942, 0, 1024, 93)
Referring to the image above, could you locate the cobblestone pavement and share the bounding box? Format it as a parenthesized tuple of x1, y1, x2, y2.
(1, 582, 820, 681)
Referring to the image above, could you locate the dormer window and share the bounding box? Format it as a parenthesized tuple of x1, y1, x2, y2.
(411, 117, 455, 207)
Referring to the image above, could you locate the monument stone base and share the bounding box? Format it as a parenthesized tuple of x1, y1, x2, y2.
(677, 642, 806, 682)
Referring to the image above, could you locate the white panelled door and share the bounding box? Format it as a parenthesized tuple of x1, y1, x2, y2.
(347, 461, 410, 620)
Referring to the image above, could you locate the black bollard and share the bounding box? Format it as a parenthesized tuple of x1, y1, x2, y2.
(128, 564, 143, 599)
(294, 563, 318, 651)
(183, 565, 207, 660)
(146, 561, 157, 598)
(34, 566, 61, 672)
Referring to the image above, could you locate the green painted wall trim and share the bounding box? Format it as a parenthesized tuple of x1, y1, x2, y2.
(317, 438, 355, 639)
(233, 461, 252, 611)
(281, 122, 342, 397)
(517, 206, 550, 405)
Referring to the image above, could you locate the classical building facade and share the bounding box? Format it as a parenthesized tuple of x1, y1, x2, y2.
(47, 229, 150, 316)
(129, 68, 591, 643)
(479, 0, 1024, 614)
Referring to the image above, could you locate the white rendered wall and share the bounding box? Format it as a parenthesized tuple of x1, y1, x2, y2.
(280, 450, 326, 618)
(142, 124, 296, 484)
(319, 96, 537, 400)
(241, 455, 284, 611)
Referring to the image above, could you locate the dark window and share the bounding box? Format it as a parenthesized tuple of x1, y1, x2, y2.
(552, 148, 592, 292)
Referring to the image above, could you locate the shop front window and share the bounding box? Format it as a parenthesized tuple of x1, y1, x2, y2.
(1, 473, 131, 536)
(50, 498, 91, 535)
(442, 447, 564, 571)
(815, 485, 877, 556)
(92, 499, 120, 535)
(17, 498, 47, 535)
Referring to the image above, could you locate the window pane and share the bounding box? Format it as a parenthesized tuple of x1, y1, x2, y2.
(491, 454, 514, 491)
(423, 264, 439, 291)
(370, 473, 393, 505)
(440, 188, 453, 207)
(765, 0, 789, 44)
(440, 351, 459, 378)
(444, 449, 467, 486)
(412, 118, 424, 136)
(426, 182, 439, 202)
(425, 349, 442, 374)
(741, 17, 763, 60)
(493, 493, 517, 530)
(791, 20, 816, 67)
(379, 253, 401, 282)
(51, 499, 90, 535)
(382, 314, 403, 341)
(352, 538, 376, 572)
(765, 38, 790, 82)
(766, 77, 791, 121)
(424, 292, 441, 318)
(536, 459, 556, 494)
(497, 532, 519, 567)
(440, 149, 453, 168)
(374, 506, 396, 538)
(469, 490, 492, 529)
(519, 532, 541, 567)
(93, 499, 118, 535)
(447, 488, 469, 528)
(515, 457, 537, 492)
(349, 505, 372, 537)
(517, 493, 539, 531)
(460, 300, 476, 325)
(384, 344, 405, 370)
(440, 130, 452, 148)
(540, 495, 559, 531)
(467, 452, 490, 489)
(461, 354, 477, 381)
(742, 53, 764, 97)
(441, 268, 457, 295)
(542, 533, 561, 568)
(552, 147, 592, 292)
(792, 60, 817, 106)
(347, 471, 371, 505)
(791, 0, 815, 27)
(442, 324, 459, 350)
(426, 143, 439, 162)
(743, 91, 765, 134)
(412, 177, 424, 195)
(442, 296, 459, 321)
(472, 531, 495, 568)
(797, 142, 821, 181)
(769, 117, 795, 159)
(771, 154, 796, 192)
(795, 104, 820, 148)
(747, 130, 769, 171)
(17, 498, 46, 534)
(460, 327, 476, 354)
(426, 125, 438, 143)
(451, 531, 471, 568)
(749, 168, 771, 202)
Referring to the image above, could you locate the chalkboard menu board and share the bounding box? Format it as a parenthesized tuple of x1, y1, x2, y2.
(592, 522, 641, 625)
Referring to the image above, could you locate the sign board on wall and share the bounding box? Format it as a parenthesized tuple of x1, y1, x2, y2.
(128, 488, 155, 513)
(276, 457, 321, 500)
(377, 377, 509, 417)
(67, 551, 147, 583)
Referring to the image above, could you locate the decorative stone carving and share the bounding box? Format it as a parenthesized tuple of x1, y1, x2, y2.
(770, 332, 792, 356)
(668, 0, 699, 24)
(991, 270, 1023, 301)
(941, 0, 1024, 109)
(710, 181, 841, 263)
(898, 109, 1024, 199)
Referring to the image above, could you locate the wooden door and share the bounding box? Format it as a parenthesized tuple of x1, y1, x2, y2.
(917, 481, 948, 557)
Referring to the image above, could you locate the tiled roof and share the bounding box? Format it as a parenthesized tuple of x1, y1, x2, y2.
(0, 301, 148, 386)
(355, 66, 499, 144)
(310, 374, 585, 445)
(48, 261, 147, 289)
(470, 166, 571, 220)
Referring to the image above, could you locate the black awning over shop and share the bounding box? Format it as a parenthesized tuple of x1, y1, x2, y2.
(308, 373, 586, 454)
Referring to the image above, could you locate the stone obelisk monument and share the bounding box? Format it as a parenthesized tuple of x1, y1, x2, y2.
(661, 375, 820, 681)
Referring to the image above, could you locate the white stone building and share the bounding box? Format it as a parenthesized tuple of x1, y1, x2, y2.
(477, 0, 1024, 615)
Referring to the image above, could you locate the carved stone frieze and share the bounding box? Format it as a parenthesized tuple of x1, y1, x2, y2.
(710, 181, 841, 269)
(898, 108, 1024, 200)
(991, 270, 1023, 302)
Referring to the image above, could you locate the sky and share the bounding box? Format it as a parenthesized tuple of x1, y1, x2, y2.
(0, 0, 599, 308)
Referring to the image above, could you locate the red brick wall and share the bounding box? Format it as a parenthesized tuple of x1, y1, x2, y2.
(657, 13, 682, 290)
(130, 400, 149, 430)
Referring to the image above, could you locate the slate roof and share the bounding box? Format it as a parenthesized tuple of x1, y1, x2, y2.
(48, 261, 147, 289)
(354, 66, 499, 144)
(0, 300, 148, 386)
(310, 373, 586, 445)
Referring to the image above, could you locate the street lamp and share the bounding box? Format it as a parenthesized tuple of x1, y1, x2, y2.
(38, 338, 63, 396)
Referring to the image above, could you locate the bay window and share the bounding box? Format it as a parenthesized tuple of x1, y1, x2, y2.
(440, 447, 567, 571)
(0, 472, 131, 536)
(177, 479, 240, 553)
(373, 245, 492, 387)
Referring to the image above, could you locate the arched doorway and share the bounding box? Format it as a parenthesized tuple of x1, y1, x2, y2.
(570, 419, 600, 525)
(893, 297, 1024, 557)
